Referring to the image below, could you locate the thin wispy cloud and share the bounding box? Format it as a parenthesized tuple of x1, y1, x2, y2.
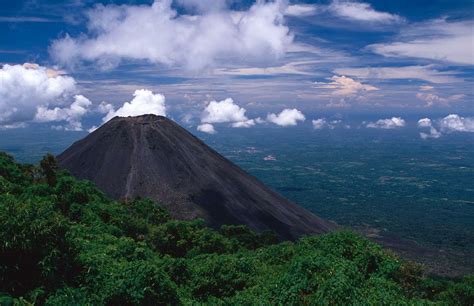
(214, 61, 317, 76)
(334, 66, 462, 84)
(0, 16, 58, 23)
(286, 1, 403, 24)
(369, 19, 474, 65)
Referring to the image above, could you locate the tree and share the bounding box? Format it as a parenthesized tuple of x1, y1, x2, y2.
(40, 154, 58, 187)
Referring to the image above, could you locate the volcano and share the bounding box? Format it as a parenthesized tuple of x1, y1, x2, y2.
(58, 115, 335, 239)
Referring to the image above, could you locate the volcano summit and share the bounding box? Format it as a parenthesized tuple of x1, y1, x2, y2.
(58, 115, 334, 240)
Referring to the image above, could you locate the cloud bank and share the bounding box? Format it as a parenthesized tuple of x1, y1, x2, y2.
(51, 0, 293, 70)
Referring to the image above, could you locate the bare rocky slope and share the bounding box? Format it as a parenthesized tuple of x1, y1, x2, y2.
(58, 115, 335, 240)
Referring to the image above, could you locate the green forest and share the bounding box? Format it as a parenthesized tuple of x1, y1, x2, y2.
(0, 152, 473, 305)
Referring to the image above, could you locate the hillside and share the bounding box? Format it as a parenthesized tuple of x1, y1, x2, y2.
(1, 152, 473, 305)
(57, 115, 334, 240)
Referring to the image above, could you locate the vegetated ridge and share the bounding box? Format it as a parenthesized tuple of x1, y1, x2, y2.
(0, 152, 472, 305)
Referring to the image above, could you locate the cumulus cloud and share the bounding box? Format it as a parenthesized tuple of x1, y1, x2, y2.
(35, 95, 92, 131)
(0, 63, 93, 129)
(417, 115, 473, 139)
(102, 89, 166, 122)
(366, 117, 405, 129)
(51, 0, 293, 70)
(201, 98, 248, 124)
(313, 75, 378, 96)
(200, 98, 260, 130)
(267, 108, 305, 126)
(369, 19, 474, 65)
(439, 114, 474, 133)
(417, 118, 432, 128)
(197, 123, 216, 134)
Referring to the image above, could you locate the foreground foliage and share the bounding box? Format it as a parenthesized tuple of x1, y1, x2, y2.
(0, 152, 472, 305)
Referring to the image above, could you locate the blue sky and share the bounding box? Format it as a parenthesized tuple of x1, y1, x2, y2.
(0, 0, 473, 134)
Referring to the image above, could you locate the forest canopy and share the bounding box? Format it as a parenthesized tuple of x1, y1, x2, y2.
(0, 152, 472, 305)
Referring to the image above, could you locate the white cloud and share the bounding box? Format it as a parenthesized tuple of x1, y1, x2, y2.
(197, 123, 216, 134)
(438, 114, 474, 133)
(312, 118, 346, 129)
(366, 117, 405, 129)
(0, 63, 90, 129)
(97, 101, 115, 114)
(313, 75, 378, 96)
(214, 60, 316, 76)
(312, 118, 327, 129)
(51, 0, 293, 70)
(369, 19, 474, 65)
(267, 108, 305, 126)
(334, 65, 460, 84)
(102, 89, 166, 122)
(327, 1, 402, 23)
(200, 97, 260, 130)
(417, 115, 473, 139)
(420, 127, 442, 139)
(231, 119, 256, 128)
(417, 117, 441, 139)
(285, 4, 318, 17)
(201, 98, 248, 124)
(34, 95, 92, 131)
(255, 117, 266, 124)
(286, 1, 402, 24)
(417, 118, 432, 128)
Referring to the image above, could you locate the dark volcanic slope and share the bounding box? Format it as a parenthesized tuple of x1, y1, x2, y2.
(58, 115, 335, 240)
